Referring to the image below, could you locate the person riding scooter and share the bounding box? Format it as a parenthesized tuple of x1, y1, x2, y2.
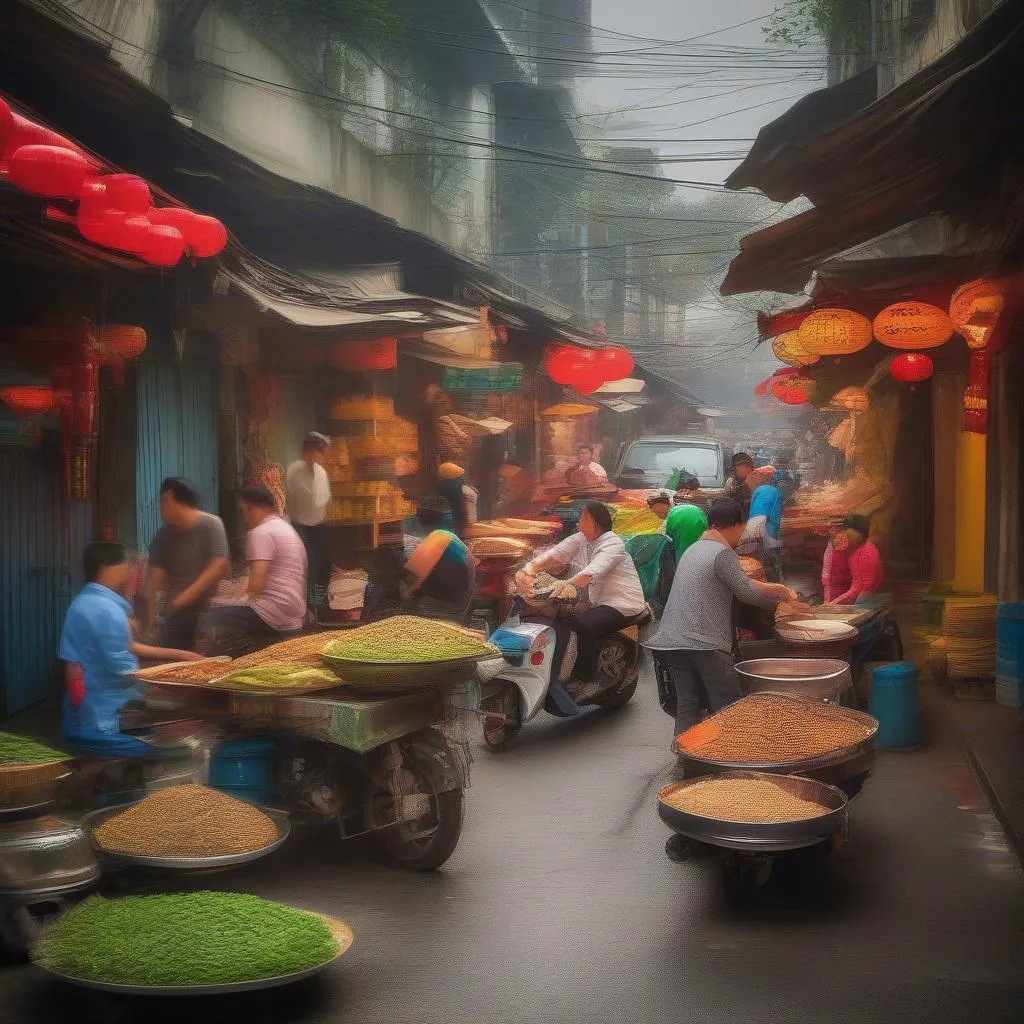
(515, 501, 646, 715)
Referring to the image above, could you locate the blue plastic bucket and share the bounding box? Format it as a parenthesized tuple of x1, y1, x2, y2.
(996, 603, 1024, 708)
(870, 662, 922, 749)
(209, 739, 275, 796)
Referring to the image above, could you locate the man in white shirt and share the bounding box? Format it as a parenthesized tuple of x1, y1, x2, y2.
(565, 444, 609, 487)
(516, 501, 645, 714)
(285, 432, 331, 597)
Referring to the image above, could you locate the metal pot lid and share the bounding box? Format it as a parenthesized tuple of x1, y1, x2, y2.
(0, 815, 85, 849)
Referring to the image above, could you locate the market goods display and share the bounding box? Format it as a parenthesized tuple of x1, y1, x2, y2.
(322, 616, 499, 663)
(677, 695, 872, 763)
(661, 777, 830, 823)
(468, 537, 531, 557)
(91, 785, 278, 858)
(466, 520, 550, 539)
(326, 480, 415, 523)
(737, 556, 766, 581)
(230, 632, 353, 670)
(135, 659, 229, 683)
(216, 666, 340, 691)
(0, 733, 68, 765)
(328, 396, 394, 421)
(611, 504, 663, 536)
(34, 892, 344, 987)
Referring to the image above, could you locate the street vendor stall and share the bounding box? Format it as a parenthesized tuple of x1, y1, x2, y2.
(128, 618, 503, 871)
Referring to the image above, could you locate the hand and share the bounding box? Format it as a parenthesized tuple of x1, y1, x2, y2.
(515, 568, 536, 593)
(168, 595, 185, 614)
(549, 581, 578, 602)
(777, 600, 812, 620)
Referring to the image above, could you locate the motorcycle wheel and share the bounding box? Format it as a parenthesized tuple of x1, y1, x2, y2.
(589, 638, 638, 710)
(481, 681, 522, 752)
(364, 749, 465, 871)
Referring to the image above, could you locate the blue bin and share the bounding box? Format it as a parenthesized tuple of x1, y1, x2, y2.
(870, 662, 922, 749)
(209, 739, 275, 802)
(996, 603, 1024, 708)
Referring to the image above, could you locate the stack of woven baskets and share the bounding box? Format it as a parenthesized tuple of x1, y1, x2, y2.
(924, 594, 997, 697)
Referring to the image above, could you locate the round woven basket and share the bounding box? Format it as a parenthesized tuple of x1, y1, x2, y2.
(0, 758, 71, 805)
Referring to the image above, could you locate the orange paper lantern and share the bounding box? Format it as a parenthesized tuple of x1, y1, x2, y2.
(97, 325, 147, 360)
(797, 309, 872, 357)
(949, 279, 1005, 350)
(829, 386, 870, 412)
(772, 330, 819, 367)
(873, 301, 953, 350)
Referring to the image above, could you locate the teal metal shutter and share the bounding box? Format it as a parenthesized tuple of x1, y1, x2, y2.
(135, 342, 219, 551)
(0, 451, 91, 716)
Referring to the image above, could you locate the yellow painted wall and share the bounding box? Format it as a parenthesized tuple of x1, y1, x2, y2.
(952, 430, 987, 593)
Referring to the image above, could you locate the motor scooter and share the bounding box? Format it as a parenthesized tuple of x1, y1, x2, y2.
(477, 575, 651, 750)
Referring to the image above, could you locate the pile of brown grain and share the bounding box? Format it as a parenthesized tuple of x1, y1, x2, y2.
(678, 694, 870, 763)
(230, 632, 351, 670)
(148, 662, 227, 683)
(93, 784, 278, 858)
(662, 778, 829, 823)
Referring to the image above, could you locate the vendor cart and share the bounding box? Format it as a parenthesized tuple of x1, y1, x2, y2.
(138, 658, 498, 871)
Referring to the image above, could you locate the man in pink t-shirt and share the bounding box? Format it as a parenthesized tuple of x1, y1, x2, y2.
(828, 514, 883, 605)
(198, 486, 308, 656)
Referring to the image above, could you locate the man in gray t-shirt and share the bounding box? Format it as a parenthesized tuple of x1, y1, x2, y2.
(646, 497, 802, 737)
(144, 477, 229, 650)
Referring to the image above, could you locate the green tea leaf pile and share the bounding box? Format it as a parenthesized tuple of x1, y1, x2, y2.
(322, 616, 499, 663)
(35, 893, 341, 986)
(0, 732, 67, 764)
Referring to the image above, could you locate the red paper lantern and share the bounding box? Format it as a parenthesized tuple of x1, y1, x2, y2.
(150, 208, 228, 258)
(771, 371, 815, 405)
(102, 173, 151, 214)
(889, 352, 933, 384)
(6, 144, 89, 198)
(753, 377, 773, 398)
(0, 386, 56, 417)
(0, 99, 13, 151)
(1, 114, 96, 170)
(77, 205, 117, 247)
(107, 213, 153, 254)
(544, 346, 578, 385)
(141, 224, 186, 267)
(596, 346, 634, 380)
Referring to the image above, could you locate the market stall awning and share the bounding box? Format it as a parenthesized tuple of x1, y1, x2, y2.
(721, 0, 1024, 295)
(216, 248, 481, 331)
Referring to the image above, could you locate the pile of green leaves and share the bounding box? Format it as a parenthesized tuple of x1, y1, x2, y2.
(35, 893, 340, 987)
(0, 732, 68, 765)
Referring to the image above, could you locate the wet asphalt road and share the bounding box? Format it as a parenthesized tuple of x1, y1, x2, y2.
(4, 664, 1024, 1024)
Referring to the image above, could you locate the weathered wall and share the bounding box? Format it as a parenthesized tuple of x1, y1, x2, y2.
(63, 0, 493, 256)
(873, 0, 1002, 94)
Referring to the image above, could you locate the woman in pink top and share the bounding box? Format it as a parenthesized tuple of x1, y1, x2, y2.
(827, 514, 884, 605)
(821, 521, 852, 603)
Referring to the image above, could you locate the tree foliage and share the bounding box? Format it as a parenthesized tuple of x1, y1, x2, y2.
(763, 0, 868, 49)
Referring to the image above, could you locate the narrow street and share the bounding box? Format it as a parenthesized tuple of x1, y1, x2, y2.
(5, 666, 1024, 1024)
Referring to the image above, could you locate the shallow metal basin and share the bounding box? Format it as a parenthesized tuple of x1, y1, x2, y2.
(0, 815, 99, 898)
(658, 771, 849, 852)
(736, 658, 853, 703)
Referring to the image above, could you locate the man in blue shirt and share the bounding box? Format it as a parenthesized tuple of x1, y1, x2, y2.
(59, 541, 199, 757)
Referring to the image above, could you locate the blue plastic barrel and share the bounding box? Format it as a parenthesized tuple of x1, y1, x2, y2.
(209, 738, 276, 804)
(996, 603, 1024, 708)
(870, 662, 922, 749)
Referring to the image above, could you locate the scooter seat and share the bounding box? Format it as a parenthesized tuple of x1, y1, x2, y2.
(616, 605, 653, 637)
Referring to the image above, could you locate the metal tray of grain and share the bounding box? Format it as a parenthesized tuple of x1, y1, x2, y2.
(658, 771, 848, 852)
(674, 692, 878, 782)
